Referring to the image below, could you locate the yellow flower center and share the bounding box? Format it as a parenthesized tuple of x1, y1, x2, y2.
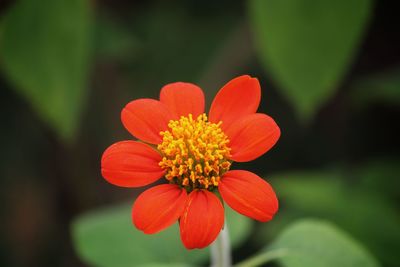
(158, 113, 231, 191)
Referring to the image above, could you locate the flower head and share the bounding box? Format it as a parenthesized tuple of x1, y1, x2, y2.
(101, 75, 280, 249)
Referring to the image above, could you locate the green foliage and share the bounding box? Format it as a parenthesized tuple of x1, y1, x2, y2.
(236, 219, 380, 267)
(138, 265, 192, 267)
(0, 0, 92, 142)
(356, 158, 400, 200)
(88, 3, 239, 106)
(271, 219, 380, 267)
(72, 203, 251, 267)
(350, 68, 400, 107)
(94, 15, 140, 63)
(266, 171, 400, 267)
(123, 3, 238, 97)
(248, 0, 372, 121)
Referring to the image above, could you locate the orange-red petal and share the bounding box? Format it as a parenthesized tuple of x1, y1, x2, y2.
(160, 82, 205, 118)
(132, 184, 188, 234)
(225, 113, 280, 162)
(219, 170, 278, 222)
(209, 75, 261, 131)
(180, 190, 224, 249)
(121, 99, 174, 144)
(101, 141, 165, 187)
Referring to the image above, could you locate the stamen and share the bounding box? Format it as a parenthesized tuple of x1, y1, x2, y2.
(158, 114, 231, 191)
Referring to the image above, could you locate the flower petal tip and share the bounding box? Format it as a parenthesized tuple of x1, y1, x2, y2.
(209, 75, 261, 131)
(219, 170, 278, 222)
(121, 98, 173, 144)
(227, 113, 281, 162)
(132, 184, 188, 234)
(101, 141, 165, 187)
(180, 190, 224, 249)
(160, 82, 205, 118)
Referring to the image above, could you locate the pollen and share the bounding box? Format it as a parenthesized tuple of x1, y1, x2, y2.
(158, 113, 231, 191)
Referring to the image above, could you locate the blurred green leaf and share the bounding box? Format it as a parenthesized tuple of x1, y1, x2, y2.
(235, 248, 288, 267)
(121, 3, 238, 99)
(270, 219, 380, 267)
(138, 264, 192, 267)
(266, 171, 400, 267)
(94, 15, 140, 62)
(0, 0, 92, 141)
(72, 202, 251, 267)
(248, 0, 372, 121)
(350, 68, 400, 107)
(356, 158, 400, 200)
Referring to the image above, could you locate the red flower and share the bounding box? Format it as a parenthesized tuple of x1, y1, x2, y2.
(101, 75, 280, 249)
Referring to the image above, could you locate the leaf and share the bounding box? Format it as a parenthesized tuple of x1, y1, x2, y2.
(248, 0, 372, 121)
(356, 158, 400, 200)
(138, 264, 192, 267)
(94, 15, 140, 62)
(235, 248, 288, 267)
(0, 0, 92, 141)
(270, 219, 380, 267)
(266, 171, 400, 267)
(72, 202, 251, 267)
(121, 3, 238, 99)
(350, 68, 400, 108)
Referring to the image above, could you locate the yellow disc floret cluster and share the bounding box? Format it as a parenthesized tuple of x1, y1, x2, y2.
(158, 113, 231, 191)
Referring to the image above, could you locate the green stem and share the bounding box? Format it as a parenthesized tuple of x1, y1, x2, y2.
(234, 248, 288, 267)
(211, 222, 232, 267)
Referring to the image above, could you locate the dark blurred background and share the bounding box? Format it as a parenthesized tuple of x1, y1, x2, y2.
(0, 0, 399, 266)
